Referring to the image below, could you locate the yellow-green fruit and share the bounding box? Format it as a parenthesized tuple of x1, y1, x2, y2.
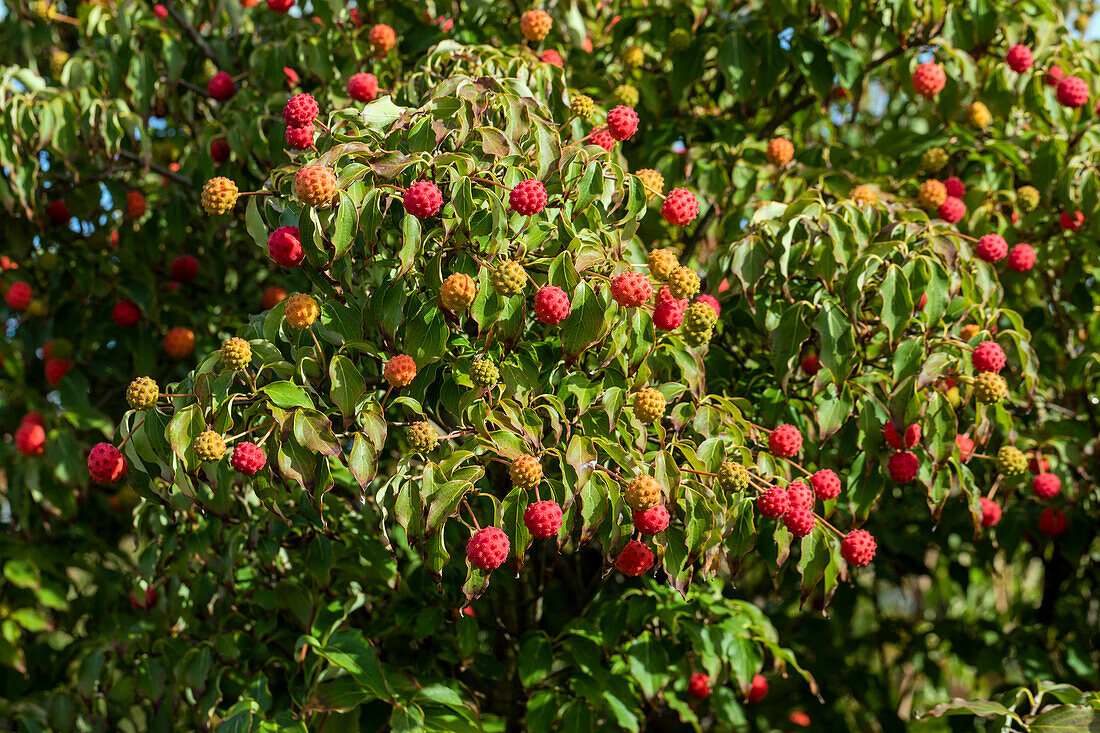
(631, 387, 666, 424)
(624, 475, 661, 511)
(1017, 185, 1039, 212)
(441, 273, 477, 311)
(996, 446, 1027, 476)
(922, 147, 948, 173)
(966, 101, 991, 129)
(37, 251, 58, 270)
(489, 260, 527, 297)
(715, 461, 750, 492)
(570, 94, 595, 120)
(647, 249, 678, 280)
(509, 454, 543, 489)
(681, 327, 713, 346)
(193, 430, 226, 462)
(1075, 14, 1090, 32)
(470, 358, 500, 388)
(851, 185, 877, 206)
(32, 0, 55, 19)
(26, 300, 47, 318)
(636, 169, 664, 198)
(49, 338, 73, 359)
(945, 386, 961, 407)
(49, 49, 68, 78)
(220, 337, 252, 371)
(126, 376, 159, 411)
(201, 177, 238, 215)
(668, 266, 700, 300)
(973, 372, 1008, 404)
(682, 302, 718, 332)
(612, 84, 639, 107)
(284, 294, 320, 329)
(622, 45, 644, 68)
(408, 421, 438, 453)
(668, 28, 691, 51)
(918, 179, 947, 211)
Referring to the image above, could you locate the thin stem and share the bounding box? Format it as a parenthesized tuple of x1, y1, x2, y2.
(462, 498, 481, 530)
(226, 422, 277, 443)
(118, 417, 147, 448)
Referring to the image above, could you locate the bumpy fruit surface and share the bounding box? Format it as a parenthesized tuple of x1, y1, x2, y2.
(368, 23, 396, 54)
(510, 455, 543, 490)
(918, 180, 947, 211)
(624, 475, 662, 511)
(194, 430, 226, 462)
(126, 376, 159, 410)
(681, 327, 713, 347)
(612, 84, 639, 107)
(523, 500, 563, 538)
(403, 181, 444, 218)
(938, 196, 966, 223)
(636, 169, 664, 198)
(943, 177, 965, 198)
(766, 137, 794, 166)
(467, 527, 510, 571)
(614, 540, 654, 576)
(768, 424, 802, 458)
(667, 266, 700, 300)
(470, 358, 500, 388)
(348, 72, 378, 102)
(682, 301, 717, 333)
(972, 341, 1006, 373)
(784, 506, 815, 537)
(509, 178, 547, 215)
(164, 327, 195, 358)
(294, 165, 338, 208)
(922, 147, 948, 172)
(88, 442, 127, 484)
(284, 293, 320, 329)
(611, 271, 653, 307)
(383, 354, 417, 388)
(757, 487, 790, 518)
(5, 281, 31, 309)
(489, 261, 527, 297)
(408, 421, 438, 453)
(1006, 45, 1033, 73)
(15, 422, 45, 456)
(911, 62, 946, 98)
(534, 285, 570, 324)
(268, 225, 304, 267)
(653, 300, 687, 331)
(633, 504, 670, 535)
(607, 105, 639, 141)
(995, 445, 1027, 476)
(1056, 76, 1089, 108)
(519, 9, 552, 40)
(787, 481, 814, 509)
(1032, 473, 1061, 499)
(975, 234, 1007, 263)
(647, 249, 678, 280)
(224, 442, 264, 475)
(696, 293, 721, 315)
(661, 188, 699, 226)
(1007, 243, 1036, 272)
(687, 673, 711, 700)
(282, 92, 318, 127)
(631, 387, 666, 424)
(810, 469, 841, 501)
(1038, 507, 1067, 537)
(570, 94, 595, 119)
(841, 529, 876, 566)
(966, 101, 991, 128)
(714, 461, 749, 492)
(979, 497, 1002, 527)
(201, 177, 238, 214)
(851, 185, 876, 205)
(590, 129, 615, 151)
(974, 372, 1008, 404)
(285, 124, 315, 150)
(1017, 185, 1039, 212)
(441, 273, 477, 311)
(220, 337, 252, 371)
(888, 451, 919, 483)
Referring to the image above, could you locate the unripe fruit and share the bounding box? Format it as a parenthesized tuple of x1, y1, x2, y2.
(1038, 507, 1067, 537)
(911, 62, 946, 98)
(614, 539, 654, 576)
(938, 196, 966, 224)
(490, 261, 527, 297)
(888, 451, 919, 483)
(164, 327, 195, 359)
(201, 177, 238, 215)
(25, 300, 46, 318)
(973, 372, 1008, 404)
(633, 504, 670, 535)
(509, 178, 547, 215)
(1056, 76, 1089, 108)
(661, 188, 699, 226)
(510, 455, 543, 490)
(523, 500, 563, 538)
(294, 165, 338, 208)
(368, 23, 396, 55)
(747, 674, 769, 702)
(943, 177, 966, 198)
(5, 281, 32, 310)
(283, 93, 318, 127)
(612, 84, 639, 107)
(607, 105, 639, 141)
(840, 529, 876, 566)
(784, 506, 815, 537)
(285, 124, 315, 150)
(624, 475, 662, 511)
(768, 424, 802, 458)
(263, 286, 288, 309)
(268, 226, 304, 267)
(207, 71, 236, 101)
(681, 327, 713, 347)
(766, 137, 794, 166)
(126, 376, 159, 411)
(220, 337, 252, 371)
(996, 445, 1027, 476)
(520, 9, 552, 41)
(171, 255, 199, 283)
(14, 422, 45, 456)
(383, 354, 417, 388)
(975, 234, 1008, 263)
(611, 271, 653, 308)
(667, 266, 700, 300)
(441, 273, 477, 312)
(851, 185, 876, 205)
(647, 249, 678, 280)
(284, 293, 320, 329)
(403, 181, 444, 218)
(590, 129, 616, 151)
(112, 300, 142, 328)
(631, 387, 666, 424)
(570, 94, 595, 119)
(193, 430, 226, 462)
(669, 28, 691, 50)
(1032, 472, 1061, 499)
(230, 441, 266, 475)
(965, 101, 991, 128)
(636, 169, 664, 198)
(88, 442, 128, 484)
(470, 358, 500, 388)
(757, 486, 790, 518)
(621, 45, 644, 68)
(408, 421, 439, 453)
(918, 180, 947, 211)
(956, 434, 975, 461)
(1017, 185, 1039, 212)
(979, 497, 1002, 527)
(922, 147, 948, 172)
(653, 299, 687, 331)
(1007, 243, 1036, 273)
(716, 461, 750, 492)
(687, 673, 711, 700)
(347, 72, 379, 102)
(467, 527, 510, 571)
(972, 341, 1006, 373)
(810, 469, 841, 501)
(534, 285, 570, 324)
(1006, 45, 1033, 73)
(682, 301, 717, 333)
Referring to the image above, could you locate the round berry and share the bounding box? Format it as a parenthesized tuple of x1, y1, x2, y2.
(687, 673, 711, 700)
(14, 422, 45, 457)
(716, 461, 750, 492)
(347, 72, 378, 103)
(972, 341, 1006, 373)
(647, 249, 678, 280)
(294, 165, 338, 208)
(171, 255, 199, 283)
(164, 327, 195, 359)
(403, 181, 444, 219)
(230, 441, 267, 475)
(509, 455, 543, 490)
(606, 105, 639, 141)
(88, 442, 128, 484)
(1032, 473, 1061, 499)
(284, 293, 320, 329)
(956, 434, 975, 462)
(653, 299, 687, 331)
(470, 358, 500, 388)
(943, 177, 965, 198)
(975, 234, 1008, 263)
(112, 300, 142, 328)
(918, 180, 947, 211)
(630, 387, 666, 424)
(633, 504, 670, 535)
(207, 71, 236, 101)
(540, 49, 563, 67)
(784, 506, 815, 537)
(636, 169, 664, 198)
(1056, 76, 1089, 108)
(888, 451, 919, 483)
(974, 372, 1009, 404)
(441, 273, 477, 312)
(408, 421, 438, 453)
(570, 94, 595, 119)
(757, 486, 790, 518)
(268, 226, 304, 267)
(523, 500, 563, 538)
(126, 376, 159, 411)
(979, 497, 1002, 527)
(285, 124, 315, 150)
(1007, 243, 1036, 272)
(614, 539, 654, 576)
(1038, 507, 1067, 537)
(667, 267, 700, 300)
(661, 188, 698, 226)
(193, 430, 226, 462)
(624, 475, 662, 511)
(201, 177, 238, 215)
(747, 674, 769, 702)
(519, 9, 552, 41)
(220, 337, 252, 371)
(766, 137, 794, 166)
(210, 139, 230, 164)
(4, 281, 31, 310)
(840, 529, 876, 566)
(590, 129, 615, 151)
(383, 354, 417, 388)
(768, 424, 802, 458)
(534, 285, 570, 324)
(786, 481, 813, 509)
(1006, 45, 1033, 73)
(467, 527, 510, 571)
(911, 62, 946, 98)
(810, 469, 841, 501)
(938, 196, 966, 223)
(489, 261, 527, 297)
(509, 178, 547, 215)
(368, 23, 396, 55)
(610, 271, 653, 308)
(283, 93, 318, 127)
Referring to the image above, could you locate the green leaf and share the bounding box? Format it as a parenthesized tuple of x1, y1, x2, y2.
(879, 265, 913, 344)
(260, 381, 314, 409)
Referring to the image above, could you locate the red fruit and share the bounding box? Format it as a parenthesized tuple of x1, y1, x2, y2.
(44, 358, 72, 386)
(283, 93, 319, 127)
(126, 191, 146, 220)
(347, 72, 379, 103)
(21, 412, 44, 427)
(207, 71, 236, 101)
(14, 422, 45, 456)
(1038, 507, 1067, 537)
(1032, 473, 1061, 499)
(840, 528, 876, 566)
(47, 199, 69, 225)
(938, 196, 966, 223)
(5, 281, 31, 310)
(786, 481, 813, 509)
(757, 486, 790, 518)
(0, 256, 17, 271)
(267, 0, 293, 12)
(979, 497, 1002, 528)
(801, 353, 820, 375)
(610, 271, 653, 308)
(88, 442, 128, 484)
(943, 177, 965, 198)
(1044, 66, 1065, 86)
(810, 469, 841, 501)
(784, 506, 815, 537)
(919, 293, 928, 309)
(1060, 211, 1084, 231)
(971, 341, 1006, 373)
(956, 434, 975, 462)
(768, 424, 802, 458)
(661, 188, 699, 226)
(614, 539, 655, 576)
(285, 124, 315, 150)
(975, 234, 1008, 263)
(747, 674, 769, 702)
(911, 62, 946, 98)
(590, 129, 615, 151)
(509, 178, 547, 215)
(540, 49, 563, 67)
(883, 421, 904, 449)
(403, 181, 444, 219)
(112, 300, 143, 328)
(283, 67, 299, 86)
(210, 139, 230, 164)
(230, 441, 267, 475)
(1056, 76, 1089, 108)
(656, 285, 677, 305)
(523, 500, 563, 538)
(904, 424, 922, 448)
(789, 712, 811, 728)
(687, 673, 711, 700)
(268, 226, 304, 267)
(633, 504, 670, 535)
(153, 4, 167, 18)
(694, 293, 720, 316)
(1006, 45, 1033, 73)
(653, 299, 687, 330)
(171, 255, 199, 283)
(888, 451, 919, 483)
(368, 23, 396, 55)
(606, 105, 639, 141)
(1029, 456, 1050, 474)
(534, 286, 571, 324)
(1007, 243, 1036, 272)
(1011, 211, 1020, 226)
(466, 527, 510, 571)
(130, 587, 158, 610)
